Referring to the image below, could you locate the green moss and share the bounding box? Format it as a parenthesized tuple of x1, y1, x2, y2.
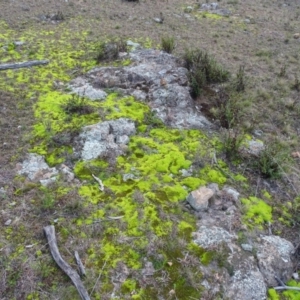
(199, 167, 227, 185)
(100, 94, 149, 122)
(283, 280, 300, 299)
(268, 289, 280, 300)
(121, 279, 137, 293)
(162, 185, 188, 202)
(241, 196, 272, 229)
(74, 159, 109, 180)
(181, 177, 206, 189)
(178, 221, 193, 237)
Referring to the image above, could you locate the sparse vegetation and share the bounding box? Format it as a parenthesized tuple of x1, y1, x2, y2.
(1, 0, 300, 299)
(161, 36, 175, 53)
(61, 94, 95, 115)
(253, 139, 290, 179)
(96, 39, 128, 62)
(183, 48, 230, 97)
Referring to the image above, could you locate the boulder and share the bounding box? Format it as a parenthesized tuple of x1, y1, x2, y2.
(255, 235, 295, 286)
(186, 186, 215, 211)
(79, 118, 136, 161)
(16, 153, 58, 186)
(192, 225, 236, 248)
(69, 49, 212, 130)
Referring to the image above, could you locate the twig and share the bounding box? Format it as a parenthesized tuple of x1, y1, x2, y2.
(92, 174, 104, 191)
(0, 60, 49, 70)
(107, 216, 124, 220)
(211, 150, 236, 181)
(43, 225, 90, 300)
(273, 286, 300, 291)
(273, 275, 300, 291)
(90, 260, 107, 296)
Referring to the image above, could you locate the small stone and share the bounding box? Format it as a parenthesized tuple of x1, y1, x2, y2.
(222, 187, 240, 202)
(14, 41, 25, 46)
(4, 219, 12, 226)
(241, 243, 253, 252)
(293, 33, 300, 39)
(126, 40, 141, 51)
(186, 186, 215, 211)
(253, 129, 263, 137)
(184, 6, 193, 13)
(123, 173, 136, 182)
(243, 139, 264, 156)
(292, 272, 299, 280)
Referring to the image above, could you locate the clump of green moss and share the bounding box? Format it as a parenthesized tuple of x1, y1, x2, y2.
(241, 196, 272, 229)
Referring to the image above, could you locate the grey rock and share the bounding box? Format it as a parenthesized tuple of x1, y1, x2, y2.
(241, 243, 253, 252)
(126, 40, 142, 51)
(193, 225, 235, 248)
(253, 129, 263, 137)
(255, 235, 294, 287)
(14, 41, 25, 46)
(79, 118, 135, 161)
(184, 6, 193, 13)
(123, 173, 136, 182)
(207, 183, 219, 194)
(222, 186, 240, 202)
(70, 49, 211, 130)
(241, 139, 264, 157)
(180, 168, 193, 177)
(68, 77, 107, 100)
(187, 186, 215, 211)
(201, 3, 219, 10)
(4, 219, 12, 226)
(0, 187, 7, 199)
(16, 153, 58, 186)
(225, 268, 267, 300)
(60, 164, 75, 182)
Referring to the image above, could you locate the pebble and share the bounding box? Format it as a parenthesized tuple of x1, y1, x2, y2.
(4, 219, 12, 226)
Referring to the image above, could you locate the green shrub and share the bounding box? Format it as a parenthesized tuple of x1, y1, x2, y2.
(161, 36, 175, 54)
(254, 139, 290, 179)
(61, 94, 94, 115)
(183, 49, 230, 97)
(96, 39, 128, 62)
(234, 65, 246, 92)
(221, 128, 244, 160)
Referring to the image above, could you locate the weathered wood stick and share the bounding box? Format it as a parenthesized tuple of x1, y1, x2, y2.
(74, 251, 86, 277)
(43, 225, 90, 300)
(0, 60, 49, 70)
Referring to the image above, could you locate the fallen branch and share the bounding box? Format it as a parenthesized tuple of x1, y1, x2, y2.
(273, 276, 300, 292)
(92, 174, 104, 191)
(273, 286, 300, 291)
(74, 251, 86, 277)
(44, 225, 90, 300)
(0, 60, 49, 70)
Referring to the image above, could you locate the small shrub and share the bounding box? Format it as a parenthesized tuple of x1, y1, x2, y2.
(278, 64, 287, 77)
(291, 75, 300, 91)
(211, 91, 245, 129)
(183, 49, 229, 97)
(96, 39, 128, 62)
(234, 65, 246, 92)
(161, 36, 175, 54)
(221, 128, 244, 160)
(61, 94, 94, 115)
(254, 139, 290, 179)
